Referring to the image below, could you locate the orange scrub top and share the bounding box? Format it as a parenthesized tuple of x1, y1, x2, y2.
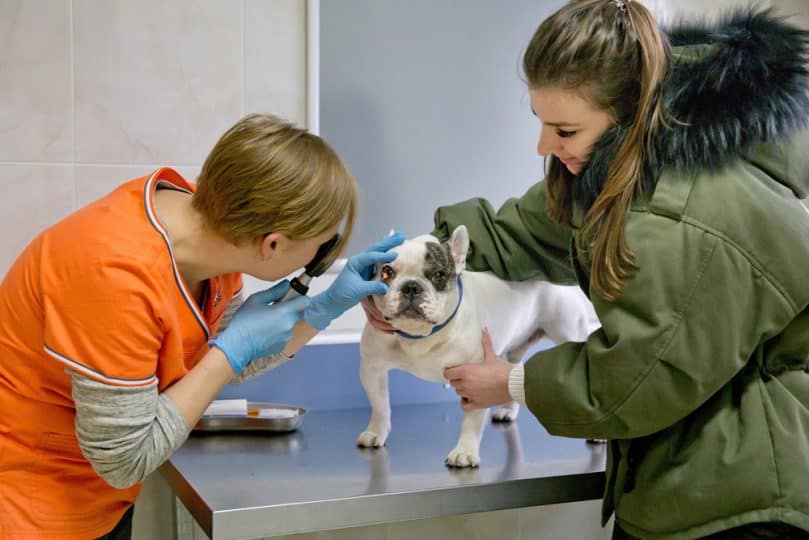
(0, 167, 242, 539)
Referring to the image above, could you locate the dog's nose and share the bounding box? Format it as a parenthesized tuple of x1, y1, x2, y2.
(401, 280, 422, 299)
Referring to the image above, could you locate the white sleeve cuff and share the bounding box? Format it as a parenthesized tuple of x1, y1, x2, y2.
(508, 363, 527, 406)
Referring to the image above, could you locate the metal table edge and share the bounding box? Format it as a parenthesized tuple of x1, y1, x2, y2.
(205, 471, 606, 539)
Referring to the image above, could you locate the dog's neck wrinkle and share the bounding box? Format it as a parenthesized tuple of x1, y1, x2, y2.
(396, 316, 462, 355)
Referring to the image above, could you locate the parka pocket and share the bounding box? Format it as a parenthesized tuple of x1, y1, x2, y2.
(759, 307, 809, 378)
(601, 440, 619, 525)
(623, 435, 654, 494)
(765, 355, 809, 377)
(616, 370, 779, 534)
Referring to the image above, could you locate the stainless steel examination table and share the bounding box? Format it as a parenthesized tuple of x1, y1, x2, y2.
(160, 402, 607, 539)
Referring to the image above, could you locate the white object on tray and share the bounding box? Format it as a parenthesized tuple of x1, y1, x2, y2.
(257, 408, 299, 419)
(203, 399, 248, 417)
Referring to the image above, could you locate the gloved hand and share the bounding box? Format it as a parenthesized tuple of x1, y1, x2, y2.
(304, 232, 405, 330)
(210, 280, 310, 375)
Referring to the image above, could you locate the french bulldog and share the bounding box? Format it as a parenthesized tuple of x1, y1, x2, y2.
(357, 225, 600, 467)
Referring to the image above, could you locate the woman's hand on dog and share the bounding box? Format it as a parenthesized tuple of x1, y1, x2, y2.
(444, 328, 514, 411)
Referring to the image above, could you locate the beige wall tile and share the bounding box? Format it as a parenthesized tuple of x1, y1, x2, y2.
(0, 164, 73, 276)
(245, 0, 307, 127)
(74, 165, 201, 210)
(0, 0, 73, 162)
(245, 0, 306, 126)
(74, 0, 243, 165)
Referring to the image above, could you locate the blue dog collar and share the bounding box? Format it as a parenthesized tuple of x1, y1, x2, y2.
(395, 276, 463, 340)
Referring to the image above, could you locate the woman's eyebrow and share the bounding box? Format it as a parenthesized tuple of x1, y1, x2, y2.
(543, 121, 580, 128)
(529, 107, 580, 128)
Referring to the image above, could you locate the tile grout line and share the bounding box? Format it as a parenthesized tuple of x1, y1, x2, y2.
(0, 161, 202, 169)
(242, 0, 246, 117)
(70, 0, 76, 211)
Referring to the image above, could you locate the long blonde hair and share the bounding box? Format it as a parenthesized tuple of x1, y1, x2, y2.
(523, 0, 670, 300)
(192, 113, 357, 268)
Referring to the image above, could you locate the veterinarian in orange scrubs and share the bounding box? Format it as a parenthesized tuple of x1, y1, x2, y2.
(0, 113, 402, 539)
(364, 2, 809, 539)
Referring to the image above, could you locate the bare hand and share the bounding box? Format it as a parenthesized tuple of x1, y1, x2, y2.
(443, 328, 513, 411)
(360, 296, 396, 333)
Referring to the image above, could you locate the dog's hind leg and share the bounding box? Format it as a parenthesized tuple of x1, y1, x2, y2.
(492, 329, 544, 422)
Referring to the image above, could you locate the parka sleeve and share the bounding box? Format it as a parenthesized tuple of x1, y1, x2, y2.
(524, 212, 796, 439)
(432, 180, 577, 284)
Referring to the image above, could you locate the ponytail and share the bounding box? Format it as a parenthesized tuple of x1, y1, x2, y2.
(523, 0, 671, 300)
(583, 1, 671, 300)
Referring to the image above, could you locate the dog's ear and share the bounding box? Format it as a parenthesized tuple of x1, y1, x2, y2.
(448, 225, 469, 273)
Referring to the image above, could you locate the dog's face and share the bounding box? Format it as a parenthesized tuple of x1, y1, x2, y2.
(372, 225, 469, 336)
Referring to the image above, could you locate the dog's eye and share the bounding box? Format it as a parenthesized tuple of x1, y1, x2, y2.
(380, 265, 395, 282)
(431, 271, 446, 283)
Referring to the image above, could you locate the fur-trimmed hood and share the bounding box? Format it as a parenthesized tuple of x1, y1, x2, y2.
(573, 8, 809, 210)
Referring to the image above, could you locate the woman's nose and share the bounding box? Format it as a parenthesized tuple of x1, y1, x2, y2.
(537, 126, 556, 157)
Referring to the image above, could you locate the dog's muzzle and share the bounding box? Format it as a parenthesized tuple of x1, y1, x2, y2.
(395, 281, 427, 319)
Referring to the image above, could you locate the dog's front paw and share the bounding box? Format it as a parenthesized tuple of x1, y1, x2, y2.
(492, 402, 520, 422)
(357, 430, 388, 448)
(445, 446, 480, 468)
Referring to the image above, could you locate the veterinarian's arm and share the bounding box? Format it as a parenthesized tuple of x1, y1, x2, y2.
(215, 295, 313, 383)
(432, 180, 576, 283)
(230, 234, 405, 382)
(516, 217, 784, 440)
(71, 370, 192, 489)
(71, 343, 279, 489)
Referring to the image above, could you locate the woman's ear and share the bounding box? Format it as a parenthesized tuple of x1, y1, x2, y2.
(260, 232, 287, 261)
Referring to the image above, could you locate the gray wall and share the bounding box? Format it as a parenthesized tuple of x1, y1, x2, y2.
(321, 0, 566, 252)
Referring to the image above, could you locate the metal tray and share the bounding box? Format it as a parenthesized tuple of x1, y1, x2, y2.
(193, 402, 306, 433)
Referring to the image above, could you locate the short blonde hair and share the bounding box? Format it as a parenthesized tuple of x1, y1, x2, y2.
(192, 113, 357, 267)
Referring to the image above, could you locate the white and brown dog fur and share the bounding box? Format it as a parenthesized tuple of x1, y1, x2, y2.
(358, 225, 599, 467)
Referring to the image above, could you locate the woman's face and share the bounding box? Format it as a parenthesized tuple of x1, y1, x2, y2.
(529, 86, 614, 175)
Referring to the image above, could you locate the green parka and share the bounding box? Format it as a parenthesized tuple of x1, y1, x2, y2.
(432, 10, 809, 539)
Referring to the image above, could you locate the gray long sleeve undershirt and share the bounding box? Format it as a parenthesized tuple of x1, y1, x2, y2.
(71, 295, 294, 489)
(71, 373, 189, 489)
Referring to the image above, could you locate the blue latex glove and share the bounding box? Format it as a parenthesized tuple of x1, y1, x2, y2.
(304, 232, 405, 330)
(210, 280, 310, 375)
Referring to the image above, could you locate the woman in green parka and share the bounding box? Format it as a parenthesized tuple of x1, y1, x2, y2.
(362, 1, 809, 538)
